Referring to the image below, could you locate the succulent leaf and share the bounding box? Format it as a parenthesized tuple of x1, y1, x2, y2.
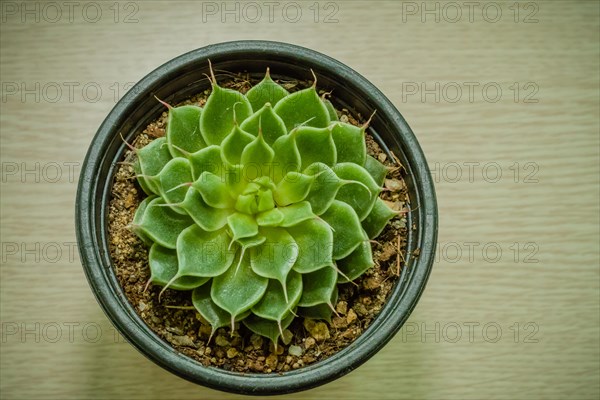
(237, 235, 266, 251)
(243, 311, 295, 345)
(149, 244, 209, 289)
(188, 145, 222, 180)
(157, 158, 192, 213)
(176, 225, 236, 278)
(252, 270, 302, 322)
(277, 201, 315, 227)
(180, 189, 229, 231)
(240, 103, 287, 145)
(364, 155, 389, 186)
(245, 70, 290, 111)
(273, 86, 330, 130)
(134, 137, 171, 195)
(273, 171, 315, 206)
(227, 212, 259, 241)
(321, 200, 367, 259)
(221, 125, 255, 165)
(200, 83, 252, 145)
(295, 126, 336, 170)
(211, 253, 268, 326)
(137, 198, 193, 249)
(271, 133, 301, 183)
(223, 164, 247, 197)
(362, 198, 398, 239)
(192, 283, 250, 334)
(333, 162, 381, 220)
(331, 122, 366, 165)
(166, 105, 206, 157)
(297, 266, 337, 307)
(240, 132, 275, 179)
(287, 219, 334, 273)
(297, 286, 338, 323)
(132, 67, 396, 344)
(336, 240, 374, 283)
(303, 162, 345, 215)
(323, 98, 339, 122)
(256, 208, 284, 227)
(250, 228, 298, 299)
(193, 171, 234, 209)
(132, 195, 157, 246)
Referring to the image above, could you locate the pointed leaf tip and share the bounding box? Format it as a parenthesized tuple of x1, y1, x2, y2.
(246, 71, 290, 111)
(273, 86, 330, 131)
(154, 95, 172, 109)
(200, 82, 252, 145)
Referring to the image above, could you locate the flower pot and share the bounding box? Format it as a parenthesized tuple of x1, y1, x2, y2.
(76, 40, 437, 395)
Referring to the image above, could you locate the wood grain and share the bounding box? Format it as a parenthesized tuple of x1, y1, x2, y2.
(1, 1, 598, 399)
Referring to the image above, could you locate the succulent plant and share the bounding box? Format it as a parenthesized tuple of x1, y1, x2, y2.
(130, 65, 397, 344)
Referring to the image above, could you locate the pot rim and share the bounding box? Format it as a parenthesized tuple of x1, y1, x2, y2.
(76, 40, 437, 395)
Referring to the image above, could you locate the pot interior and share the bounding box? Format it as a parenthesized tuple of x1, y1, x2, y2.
(81, 42, 436, 395)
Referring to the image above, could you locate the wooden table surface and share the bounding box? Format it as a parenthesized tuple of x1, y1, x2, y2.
(1, 1, 599, 399)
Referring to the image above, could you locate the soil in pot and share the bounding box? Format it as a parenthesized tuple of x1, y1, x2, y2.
(107, 73, 410, 374)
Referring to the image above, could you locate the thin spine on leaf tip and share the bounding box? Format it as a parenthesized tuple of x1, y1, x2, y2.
(208, 59, 217, 86)
(321, 90, 333, 101)
(361, 110, 377, 132)
(120, 133, 137, 153)
(130, 64, 398, 347)
(310, 69, 318, 88)
(154, 95, 173, 110)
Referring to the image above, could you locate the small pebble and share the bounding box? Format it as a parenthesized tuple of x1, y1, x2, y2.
(227, 348, 239, 358)
(250, 334, 263, 350)
(304, 337, 316, 349)
(332, 316, 348, 329)
(269, 341, 284, 355)
(265, 354, 278, 369)
(383, 200, 403, 211)
(198, 324, 212, 339)
(336, 301, 348, 315)
(346, 309, 358, 324)
(250, 361, 264, 372)
(169, 334, 197, 348)
(215, 335, 230, 347)
(282, 329, 293, 345)
(231, 336, 242, 347)
(303, 319, 330, 342)
(363, 276, 381, 290)
(353, 303, 368, 316)
(384, 178, 403, 191)
(288, 345, 303, 357)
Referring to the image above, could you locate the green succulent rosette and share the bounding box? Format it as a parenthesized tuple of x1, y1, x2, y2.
(131, 67, 397, 344)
